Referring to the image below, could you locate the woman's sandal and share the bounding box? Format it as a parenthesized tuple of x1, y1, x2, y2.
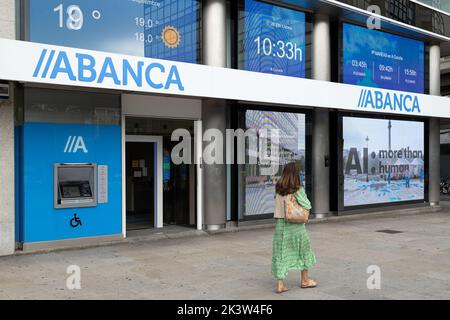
(301, 279, 318, 289)
(276, 285, 289, 294)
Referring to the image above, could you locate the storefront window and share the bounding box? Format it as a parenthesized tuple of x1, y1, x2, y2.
(237, 0, 311, 78)
(26, 0, 201, 64)
(238, 108, 309, 219)
(336, 0, 450, 37)
(24, 89, 120, 125)
(343, 116, 425, 207)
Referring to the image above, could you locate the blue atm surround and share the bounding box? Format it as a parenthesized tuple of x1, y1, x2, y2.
(17, 122, 122, 243)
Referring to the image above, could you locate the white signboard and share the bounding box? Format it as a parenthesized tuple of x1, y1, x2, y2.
(0, 38, 449, 118)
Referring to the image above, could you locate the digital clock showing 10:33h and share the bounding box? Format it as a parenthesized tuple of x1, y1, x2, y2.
(27, 0, 200, 64)
(244, 0, 307, 78)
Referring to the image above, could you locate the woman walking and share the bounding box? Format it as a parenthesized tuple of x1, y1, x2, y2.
(272, 163, 317, 293)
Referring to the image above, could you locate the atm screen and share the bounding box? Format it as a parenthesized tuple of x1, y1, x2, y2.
(60, 181, 93, 199)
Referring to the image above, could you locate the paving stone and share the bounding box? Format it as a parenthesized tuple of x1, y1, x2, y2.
(0, 209, 449, 299)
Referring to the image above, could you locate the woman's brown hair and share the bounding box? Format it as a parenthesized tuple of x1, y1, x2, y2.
(275, 162, 301, 196)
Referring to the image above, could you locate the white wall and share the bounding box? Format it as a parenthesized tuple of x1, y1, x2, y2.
(122, 94, 202, 119)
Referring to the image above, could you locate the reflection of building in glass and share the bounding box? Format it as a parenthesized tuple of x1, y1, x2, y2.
(243, 110, 306, 216)
(144, 0, 199, 63)
(246, 110, 306, 176)
(388, 0, 416, 25)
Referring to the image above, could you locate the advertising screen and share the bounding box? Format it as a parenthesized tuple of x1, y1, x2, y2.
(243, 0, 306, 78)
(343, 117, 425, 207)
(28, 0, 199, 63)
(243, 110, 306, 216)
(342, 23, 425, 93)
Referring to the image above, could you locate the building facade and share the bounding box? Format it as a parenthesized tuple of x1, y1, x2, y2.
(1, 0, 450, 256)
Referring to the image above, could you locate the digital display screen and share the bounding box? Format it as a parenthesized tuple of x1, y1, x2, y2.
(28, 0, 199, 64)
(343, 117, 425, 207)
(61, 185, 81, 198)
(163, 155, 171, 181)
(243, 0, 306, 78)
(60, 181, 93, 199)
(243, 110, 306, 216)
(342, 23, 425, 93)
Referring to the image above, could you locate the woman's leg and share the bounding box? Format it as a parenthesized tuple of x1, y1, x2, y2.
(301, 270, 309, 284)
(301, 270, 318, 288)
(276, 280, 289, 293)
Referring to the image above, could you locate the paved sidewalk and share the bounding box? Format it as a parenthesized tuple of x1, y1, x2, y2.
(1, 211, 450, 300)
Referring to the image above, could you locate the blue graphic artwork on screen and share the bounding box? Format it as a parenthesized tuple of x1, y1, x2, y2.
(343, 23, 425, 93)
(28, 0, 199, 64)
(244, 0, 306, 78)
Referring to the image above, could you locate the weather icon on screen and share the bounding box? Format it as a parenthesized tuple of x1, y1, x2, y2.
(161, 26, 181, 48)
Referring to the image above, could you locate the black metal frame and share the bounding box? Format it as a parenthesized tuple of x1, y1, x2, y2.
(230, 103, 313, 222)
(334, 111, 429, 212)
(233, 0, 313, 79)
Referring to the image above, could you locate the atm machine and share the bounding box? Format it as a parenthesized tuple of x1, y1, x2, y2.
(54, 163, 97, 209)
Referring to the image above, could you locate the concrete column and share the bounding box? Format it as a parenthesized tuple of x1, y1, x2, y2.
(0, 85, 15, 256)
(202, 0, 227, 230)
(430, 44, 441, 96)
(429, 118, 441, 206)
(311, 13, 331, 217)
(202, 100, 227, 230)
(312, 110, 330, 216)
(429, 44, 441, 206)
(203, 0, 227, 67)
(312, 13, 331, 82)
(0, 0, 16, 256)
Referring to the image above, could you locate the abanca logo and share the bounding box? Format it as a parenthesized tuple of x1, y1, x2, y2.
(357, 89, 421, 114)
(32, 49, 185, 92)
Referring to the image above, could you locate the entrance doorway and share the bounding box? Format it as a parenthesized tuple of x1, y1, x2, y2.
(125, 136, 163, 230)
(125, 118, 197, 231)
(126, 142, 156, 230)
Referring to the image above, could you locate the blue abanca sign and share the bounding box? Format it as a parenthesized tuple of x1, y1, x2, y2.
(357, 89, 421, 114)
(33, 49, 185, 91)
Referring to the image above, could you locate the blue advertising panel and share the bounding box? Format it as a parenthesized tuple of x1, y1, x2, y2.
(342, 23, 425, 93)
(28, 0, 199, 63)
(244, 0, 306, 78)
(19, 123, 122, 242)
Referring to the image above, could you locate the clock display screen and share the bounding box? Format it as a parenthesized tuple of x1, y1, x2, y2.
(27, 0, 200, 64)
(243, 0, 307, 78)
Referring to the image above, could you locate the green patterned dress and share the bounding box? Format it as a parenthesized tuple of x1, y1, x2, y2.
(272, 188, 316, 280)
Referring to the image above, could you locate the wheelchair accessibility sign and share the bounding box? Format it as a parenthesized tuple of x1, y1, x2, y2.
(70, 214, 82, 228)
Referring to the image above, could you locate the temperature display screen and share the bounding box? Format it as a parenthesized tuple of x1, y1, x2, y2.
(27, 0, 200, 64)
(243, 0, 306, 78)
(342, 23, 425, 93)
